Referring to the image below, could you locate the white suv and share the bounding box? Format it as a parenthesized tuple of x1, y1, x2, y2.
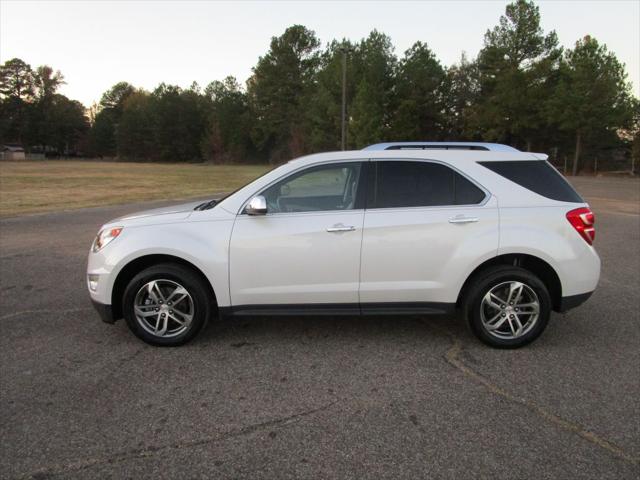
(87, 143, 600, 348)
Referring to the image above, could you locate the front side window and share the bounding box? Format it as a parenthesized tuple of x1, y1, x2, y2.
(260, 162, 362, 214)
(370, 161, 485, 209)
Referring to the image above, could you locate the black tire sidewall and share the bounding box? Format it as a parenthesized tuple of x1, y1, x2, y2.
(122, 263, 211, 346)
(465, 266, 551, 349)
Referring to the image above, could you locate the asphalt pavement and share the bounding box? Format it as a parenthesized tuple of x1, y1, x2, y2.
(0, 176, 638, 479)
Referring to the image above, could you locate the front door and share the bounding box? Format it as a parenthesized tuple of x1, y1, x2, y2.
(229, 161, 366, 310)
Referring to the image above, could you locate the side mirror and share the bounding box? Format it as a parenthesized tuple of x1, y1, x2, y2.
(245, 195, 267, 215)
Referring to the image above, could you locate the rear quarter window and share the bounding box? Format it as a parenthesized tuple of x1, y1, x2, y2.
(478, 160, 584, 203)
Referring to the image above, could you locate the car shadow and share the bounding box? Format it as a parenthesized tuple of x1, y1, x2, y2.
(195, 312, 472, 348)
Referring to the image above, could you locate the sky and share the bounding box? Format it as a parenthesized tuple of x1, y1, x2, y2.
(1, 0, 638, 107)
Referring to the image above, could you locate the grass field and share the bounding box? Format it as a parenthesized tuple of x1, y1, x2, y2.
(0, 160, 270, 217)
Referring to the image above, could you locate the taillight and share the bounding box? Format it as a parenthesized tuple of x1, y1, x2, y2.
(566, 207, 595, 245)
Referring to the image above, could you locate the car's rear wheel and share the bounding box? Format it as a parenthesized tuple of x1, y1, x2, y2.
(122, 263, 212, 346)
(464, 266, 551, 348)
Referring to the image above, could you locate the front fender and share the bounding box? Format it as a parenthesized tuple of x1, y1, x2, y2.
(87, 218, 235, 307)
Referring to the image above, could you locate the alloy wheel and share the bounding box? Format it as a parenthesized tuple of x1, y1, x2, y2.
(480, 281, 540, 340)
(134, 279, 194, 338)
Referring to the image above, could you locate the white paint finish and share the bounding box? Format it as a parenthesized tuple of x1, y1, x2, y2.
(359, 197, 500, 303)
(498, 206, 601, 297)
(108, 200, 203, 225)
(229, 210, 364, 305)
(87, 213, 235, 307)
(87, 148, 601, 317)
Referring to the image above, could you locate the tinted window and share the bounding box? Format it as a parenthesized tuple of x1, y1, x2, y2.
(455, 174, 487, 204)
(261, 163, 362, 213)
(370, 161, 485, 208)
(478, 161, 583, 203)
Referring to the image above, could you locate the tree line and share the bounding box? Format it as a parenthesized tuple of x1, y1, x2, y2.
(1, 0, 637, 174)
(0, 61, 87, 156)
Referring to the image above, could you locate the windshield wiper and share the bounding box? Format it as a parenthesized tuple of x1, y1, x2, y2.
(194, 199, 219, 211)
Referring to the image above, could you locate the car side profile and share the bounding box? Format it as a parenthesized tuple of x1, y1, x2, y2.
(87, 143, 600, 348)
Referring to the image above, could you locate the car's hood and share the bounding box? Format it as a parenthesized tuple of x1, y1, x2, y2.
(116, 200, 203, 221)
(100, 200, 203, 229)
(100, 199, 234, 229)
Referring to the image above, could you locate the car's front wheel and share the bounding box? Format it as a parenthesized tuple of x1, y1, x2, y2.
(464, 266, 551, 348)
(122, 263, 212, 346)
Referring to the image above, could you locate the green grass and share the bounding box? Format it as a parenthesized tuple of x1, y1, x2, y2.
(0, 160, 270, 217)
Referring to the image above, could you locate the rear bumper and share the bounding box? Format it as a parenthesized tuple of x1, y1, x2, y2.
(557, 291, 593, 313)
(91, 299, 116, 324)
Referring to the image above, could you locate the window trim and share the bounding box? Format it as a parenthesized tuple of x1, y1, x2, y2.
(239, 159, 368, 216)
(365, 158, 491, 211)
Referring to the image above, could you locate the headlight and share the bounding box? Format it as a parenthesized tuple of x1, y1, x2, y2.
(92, 226, 123, 253)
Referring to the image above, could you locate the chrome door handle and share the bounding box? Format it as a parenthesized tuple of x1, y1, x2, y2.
(448, 216, 479, 224)
(326, 224, 356, 233)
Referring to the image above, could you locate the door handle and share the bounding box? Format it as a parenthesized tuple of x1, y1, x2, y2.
(448, 216, 479, 224)
(327, 224, 356, 233)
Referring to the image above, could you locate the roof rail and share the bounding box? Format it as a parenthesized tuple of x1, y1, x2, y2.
(362, 142, 520, 152)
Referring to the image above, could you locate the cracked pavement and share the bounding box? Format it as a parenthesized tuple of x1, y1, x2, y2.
(1, 176, 638, 479)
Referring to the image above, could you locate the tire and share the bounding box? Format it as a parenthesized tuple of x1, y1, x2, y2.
(122, 263, 213, 346)
(463, 266, 551, 348)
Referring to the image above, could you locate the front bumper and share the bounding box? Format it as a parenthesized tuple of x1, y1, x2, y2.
(557, 291, 593, 313)
(91, 299, 116, 324)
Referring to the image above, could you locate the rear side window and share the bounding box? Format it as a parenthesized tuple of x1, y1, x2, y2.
(370, 161, 486, 208)
(479, 160, 583, 203)
(456, 174, 487, 205)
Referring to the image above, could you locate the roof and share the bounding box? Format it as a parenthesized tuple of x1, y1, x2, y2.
(2, 144, 25, 152)
(362, 142, 520, 152)
(287, 149, 542, 166)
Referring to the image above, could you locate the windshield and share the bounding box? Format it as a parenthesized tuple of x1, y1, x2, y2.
(194, 163, 283, 211)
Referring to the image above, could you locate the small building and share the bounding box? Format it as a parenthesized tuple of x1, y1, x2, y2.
(1, 144, 26, 161)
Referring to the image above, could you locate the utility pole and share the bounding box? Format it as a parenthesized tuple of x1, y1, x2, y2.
(340, 47, 349, 150)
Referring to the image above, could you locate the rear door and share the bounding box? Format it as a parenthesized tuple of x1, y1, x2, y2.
(359, 160, 499, 310)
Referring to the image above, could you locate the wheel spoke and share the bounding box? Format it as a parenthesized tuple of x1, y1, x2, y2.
(172, 294, 189, 306)
(171, 308, 193, 323)
(153, 282, 166, 302)
(507, 282, 524, 304)
(507, 317, 516, 335)
(135, 306, 158, 318)
(169, 313, 186, 326)
(516, 302, 539, 314)
(166, 286, 188, 305)
(483, 292, 503, 310)
(155, 314, 168, 336)
(136, 303, 157, 310)
(513, 315, 524, 335)
(486, 311, 503, 325)
(486, 315, 508, 331)
(146, 281, 158, 303)
(146, 281, 166, 304)
(513, 285, 525, 304)
(491, 292, 506, 304)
